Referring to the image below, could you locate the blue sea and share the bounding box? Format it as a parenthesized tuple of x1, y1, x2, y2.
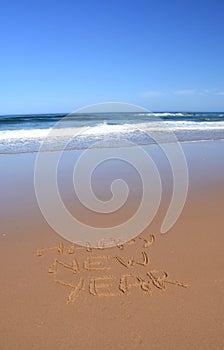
(0, 112, 224, 153)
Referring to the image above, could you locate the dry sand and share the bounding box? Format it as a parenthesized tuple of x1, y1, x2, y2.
(0, 140, 224, 350)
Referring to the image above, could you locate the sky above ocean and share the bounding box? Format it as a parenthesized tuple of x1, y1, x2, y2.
(0, 0, 224, 114)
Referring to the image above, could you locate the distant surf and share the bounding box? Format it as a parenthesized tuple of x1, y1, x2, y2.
(0, 112, 224, 153)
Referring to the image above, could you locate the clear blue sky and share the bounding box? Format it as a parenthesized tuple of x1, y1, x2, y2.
(0, 0, 224, 114)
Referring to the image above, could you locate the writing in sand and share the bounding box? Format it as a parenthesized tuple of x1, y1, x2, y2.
(36, 234, 188, 304)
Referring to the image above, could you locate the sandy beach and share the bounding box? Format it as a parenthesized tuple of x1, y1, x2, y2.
(0, 140, 224, 350)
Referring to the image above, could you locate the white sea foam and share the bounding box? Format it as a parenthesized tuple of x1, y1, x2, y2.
(1, 120, 224, 142)
(149, 113, 190, 117)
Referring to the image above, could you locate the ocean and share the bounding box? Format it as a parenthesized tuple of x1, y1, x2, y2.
(0, 112, 224, 153)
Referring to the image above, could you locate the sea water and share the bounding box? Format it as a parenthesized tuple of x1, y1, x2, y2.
(0, 112, 224, 153)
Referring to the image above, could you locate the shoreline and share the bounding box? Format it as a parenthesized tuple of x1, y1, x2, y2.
(1, 136, 224, 155)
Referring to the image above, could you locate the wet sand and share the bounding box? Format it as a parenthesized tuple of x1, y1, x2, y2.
(0, 140, 224, 350)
